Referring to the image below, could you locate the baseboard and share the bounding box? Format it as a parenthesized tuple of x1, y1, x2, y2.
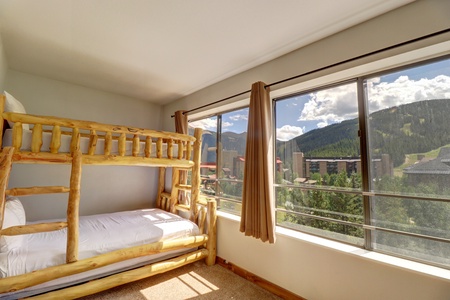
(216, 257, 306, 300)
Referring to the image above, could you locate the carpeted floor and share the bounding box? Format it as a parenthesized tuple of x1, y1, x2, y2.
(79, 261, 282, 300)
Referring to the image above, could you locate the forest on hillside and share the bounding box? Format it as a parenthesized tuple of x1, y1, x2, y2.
(277, 98, 450, 167)
(192, 99, 450, 168)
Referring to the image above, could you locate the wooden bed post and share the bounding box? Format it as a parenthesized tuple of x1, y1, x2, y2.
(170, 167, 180, 213)
(190, 128, 202, 222)
(0, 95, 5, 149)
(206, 199, 217, 266)
(156, 167, 165, 209)
(66, 147, 82, 263)
(0, 147, 15, 230)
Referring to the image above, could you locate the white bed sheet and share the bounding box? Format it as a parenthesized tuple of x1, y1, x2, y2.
(2, 129, 179, 157)
(0, 208, 200, 299)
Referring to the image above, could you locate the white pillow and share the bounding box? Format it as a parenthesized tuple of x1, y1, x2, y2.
(0, 197, 26, 252)
(3, 91, 30, 131)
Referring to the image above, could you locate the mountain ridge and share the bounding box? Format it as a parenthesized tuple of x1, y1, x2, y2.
(192, 99, 450, 168)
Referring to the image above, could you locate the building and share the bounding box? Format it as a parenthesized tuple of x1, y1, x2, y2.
(292, 151, 392, 180)
(404, 147, 450, 188)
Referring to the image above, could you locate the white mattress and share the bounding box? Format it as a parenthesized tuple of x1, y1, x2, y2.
(0, 208, 199, 299)
(2, 128, 178, 157)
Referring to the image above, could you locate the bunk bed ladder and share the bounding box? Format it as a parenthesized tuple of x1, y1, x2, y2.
(0, 146, 83, 264)
(157, 167, 190, 212)
(156, 128, 202, 217)
(150, 128, 218, 265)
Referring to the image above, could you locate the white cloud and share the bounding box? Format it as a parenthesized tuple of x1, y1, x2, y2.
(296, 75, 450, 129)
(366, 75, 450, 112)
(189, 118, 233, 130)
(276, 125, 304, 141)
(317, 121, 328, 128)
(189, 118, 217, 130)
(298, 83, 358, 127)
(222, 121, 233, 128)
(229, 114, 248, 121)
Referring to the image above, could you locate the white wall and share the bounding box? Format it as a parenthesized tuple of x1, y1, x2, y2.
(163, 0, 450, 299)
(162, 0, 450, 131)
(219, 216, 450, 300)
(4, 70, 163, 221)
(0, 32, 7, 91)
(5, 70, 161, 128)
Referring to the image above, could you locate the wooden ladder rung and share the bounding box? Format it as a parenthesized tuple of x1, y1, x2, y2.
(175, 184, 191, 191)
(0, 222, 68, 236)
(177, 166, 193, 170)
(175, 204, 190, 212)
(6, 186, 70, 197)
(161, 192, 171, 199)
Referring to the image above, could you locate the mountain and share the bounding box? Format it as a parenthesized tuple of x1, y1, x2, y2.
(368, 98, 450, 166)
(278, 99, 450, 167)
(221, 131, 247, 155)
(277, 118, 359, 163)
(192, 99, 450, 167)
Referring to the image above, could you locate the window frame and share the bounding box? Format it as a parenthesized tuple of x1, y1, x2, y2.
(188, 106, 249, 215)
(187, 43, 450, 269)
(273, 54, 450, 269)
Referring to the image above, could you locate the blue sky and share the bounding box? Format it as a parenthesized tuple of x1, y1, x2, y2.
(190, 58, 450, 141)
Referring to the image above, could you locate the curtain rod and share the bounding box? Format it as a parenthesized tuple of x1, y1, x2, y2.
(171, 27, 450, 118)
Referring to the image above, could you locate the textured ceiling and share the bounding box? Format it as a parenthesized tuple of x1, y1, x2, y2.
(0, 0, 413, 104)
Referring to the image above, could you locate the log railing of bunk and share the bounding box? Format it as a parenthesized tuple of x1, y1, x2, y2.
(0, 111, 197, 168)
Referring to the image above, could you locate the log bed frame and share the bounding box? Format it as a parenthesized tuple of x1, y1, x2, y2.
(0, 95, 217, 299)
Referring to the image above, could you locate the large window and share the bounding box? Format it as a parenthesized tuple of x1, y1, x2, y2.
(189, 108, 249, 215)
(275, 56, 450, 268)
(366, 59, 450, 267)
(275, 82, 364, 246)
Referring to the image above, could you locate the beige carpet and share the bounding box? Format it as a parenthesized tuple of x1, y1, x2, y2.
(79, 261, 282, 300)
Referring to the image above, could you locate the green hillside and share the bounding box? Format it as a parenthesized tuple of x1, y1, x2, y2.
(193, 99, 450, 168)
(277, 99, 450, 167)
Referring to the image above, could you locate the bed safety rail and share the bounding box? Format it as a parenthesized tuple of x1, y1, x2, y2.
(1, 110, 196, 168)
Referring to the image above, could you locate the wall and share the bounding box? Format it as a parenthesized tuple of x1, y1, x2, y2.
(4, 70, 163, 221)
(219, 216, 450, 300)
(163, 0, 450, 299)
(162, 0, 450, 131)
(0, 31, 7, 91)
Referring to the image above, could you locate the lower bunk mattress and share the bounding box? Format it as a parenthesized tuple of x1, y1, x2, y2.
(0, 204, 200, 299)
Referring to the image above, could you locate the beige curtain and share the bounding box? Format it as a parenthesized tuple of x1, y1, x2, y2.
(240, 82, 276, 243)
(174, 110, 189, 204)
(174, 110, 188, 135)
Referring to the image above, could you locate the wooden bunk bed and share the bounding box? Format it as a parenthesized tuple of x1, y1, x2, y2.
(0, 94, 217, 299)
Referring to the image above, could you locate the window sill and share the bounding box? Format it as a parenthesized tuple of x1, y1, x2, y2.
(216, 210, 450, 282)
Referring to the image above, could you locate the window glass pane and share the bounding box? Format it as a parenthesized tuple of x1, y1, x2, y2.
(217, 185, 243, 214)
(365, 58, 450, 267)
(189, 116, 217, 197)
(275, 82, 363, 244)
(275, 82, 360, 190)
(218, 108, 248, 180)
(366, 58, 450, 196)
(372, 196, 449, 239)
(189, 108, 248, 216)
(373, 230, 450, 267)
(276, 187, 364, 245)
(217, 108, 248, 215)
